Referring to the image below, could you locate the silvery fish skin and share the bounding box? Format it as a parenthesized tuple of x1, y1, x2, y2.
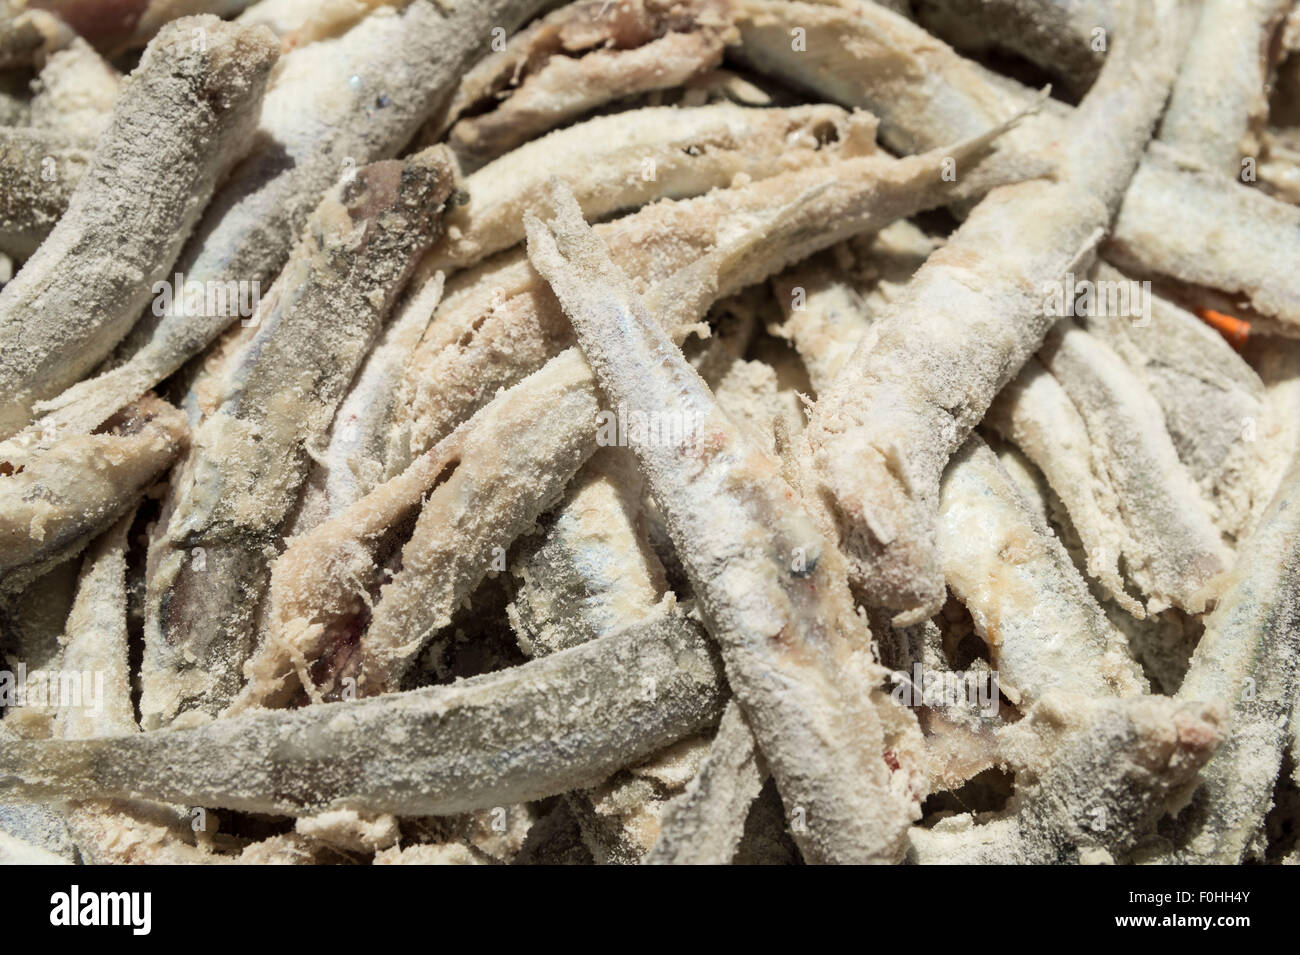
(526, 184, 924, 865)
(0, 17, 279, 439)
(140, 148, 454, 730)
(0, 614, 727, 818)
(909, 0, 1111, 95)
(1154, 451, 1300, 863)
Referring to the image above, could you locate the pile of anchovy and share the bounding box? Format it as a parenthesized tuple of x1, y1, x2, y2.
(0, 0, 1298, 865)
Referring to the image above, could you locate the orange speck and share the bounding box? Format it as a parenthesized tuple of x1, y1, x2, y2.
(1196, 307, 1250, 351)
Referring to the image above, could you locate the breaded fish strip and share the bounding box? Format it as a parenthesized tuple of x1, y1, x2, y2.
(937, 438, 1146, 705)
(0, 615, 727, 817)
(27, 36, 118, 139)
(1157, 0, 1291, 177)
(1083, 264, 1267, 541)
(141, 148, 454, 729)
(1153, 452, 1300, 863)
(0, 16, 279, 440)
(23, 0, 553, 442)
(0, 396, 186, 594)
(909, 693, 1223, 864)
(735, 0, 1300, 337)
(643, 700, 764, 865)
(450, 29, 731, 169)
(424, 103, 851, 276)
(1036, 324, 1232, 613)
(1106, 145, 1300, 337)
(798, 0, 1182, 624)
(0, 128, 88, 259)
(393, 110, 1026, 471)
(525, 184, 922, 864)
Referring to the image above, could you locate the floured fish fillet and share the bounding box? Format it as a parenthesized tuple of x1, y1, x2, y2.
(424, 102, 852, 276)
(286, 274, 446, 537)
(525, 183, 924, 865)
(798, 0, 1183, 624)
(1150, 450, 1300, 863)
(0, 128, 88, 259)
(1083, 263, 1268, 542)
(238, 349, 601, 709)
(0, 614, 726, 817)
(54, 512, 136, 740)
(22, 0, 554, 442)
(335, 131, 1019, 702)
(0, 16, 279, 439)
(141, 148, 455, 729)
(735, 0, 1300, 339)
(1036, 324, 1232, 613)
(1106, 145, 1300, 337)
(0, 395, 187, 595)
(392, 106, 1028, 472)
(1157, 0, 1291, 177)
(440, 0, 737, 167)
(937, 437, 1147, 705)
(909, 693, 1223, 864)
(985, 357, 1140, 614)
